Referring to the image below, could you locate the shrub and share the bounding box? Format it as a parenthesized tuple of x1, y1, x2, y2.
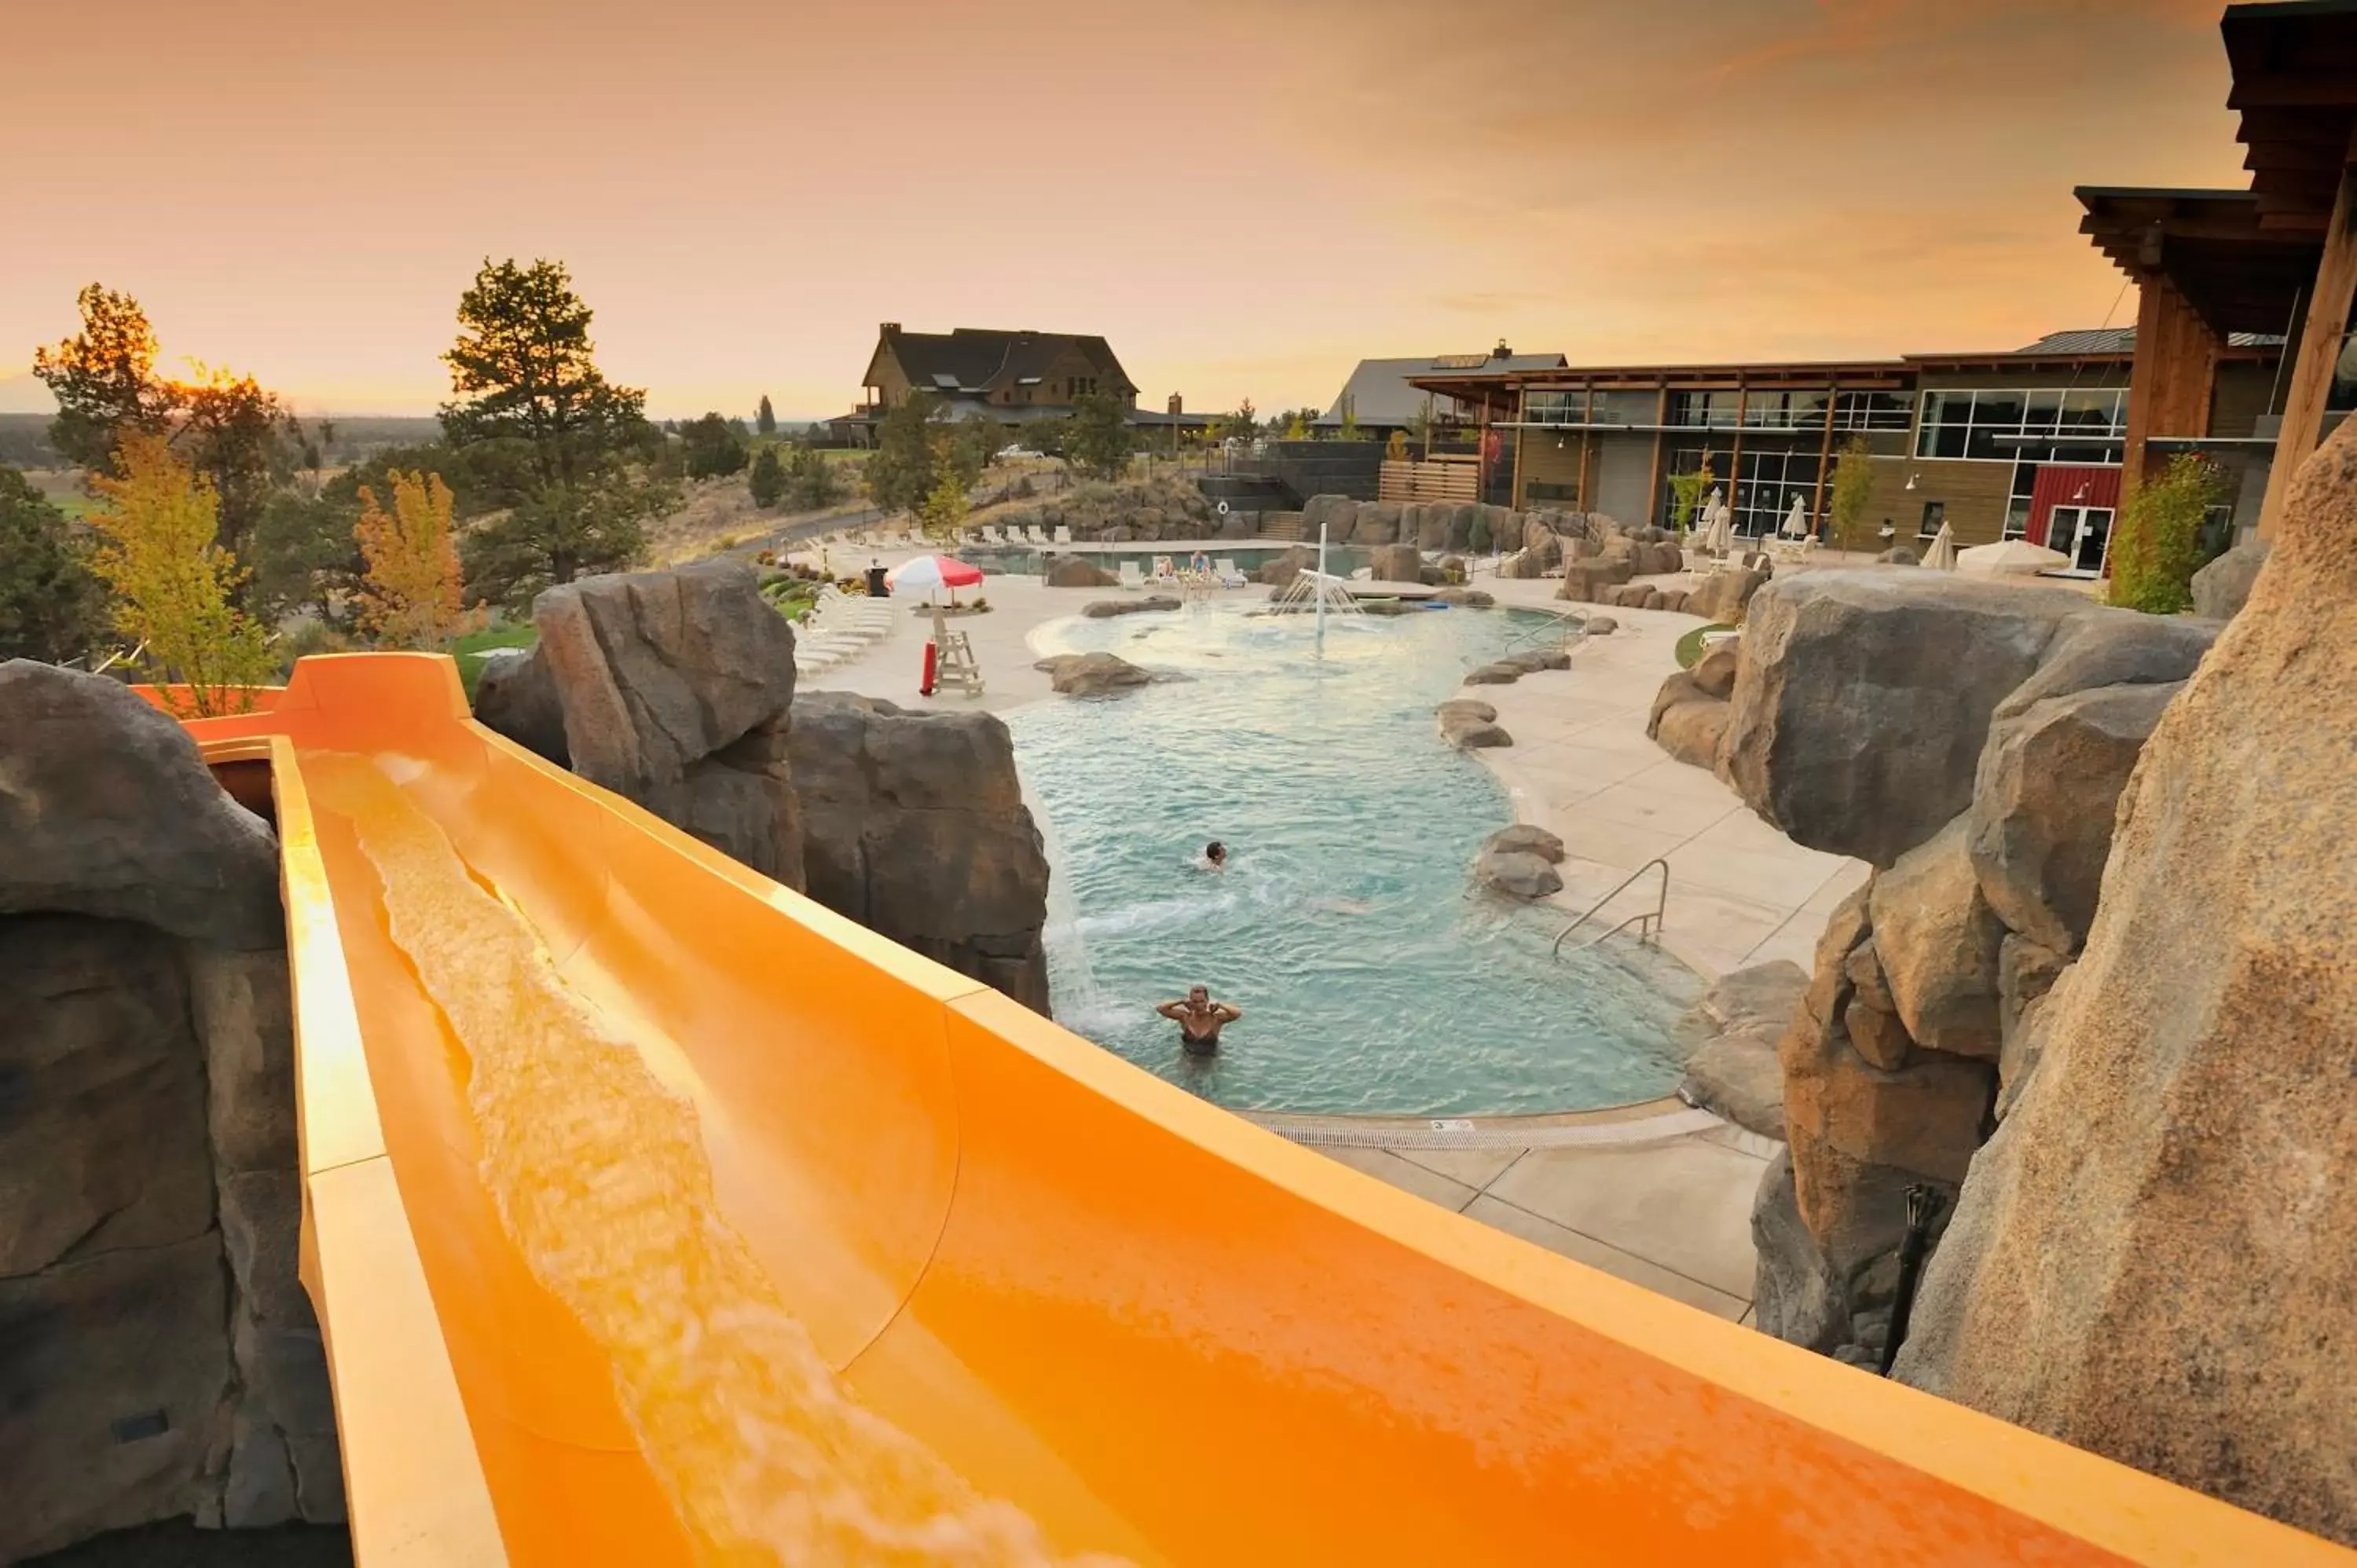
(749, 445, 784, 507)
(2109, 454, 2221, 615)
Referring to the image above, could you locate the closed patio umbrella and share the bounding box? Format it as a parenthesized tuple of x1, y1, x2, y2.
(1923, 521, 1959, 571)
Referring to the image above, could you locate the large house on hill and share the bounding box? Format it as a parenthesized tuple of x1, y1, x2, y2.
(826, 323, 1214, 445)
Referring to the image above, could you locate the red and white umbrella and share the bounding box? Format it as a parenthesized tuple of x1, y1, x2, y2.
(884, 553, 984, 600)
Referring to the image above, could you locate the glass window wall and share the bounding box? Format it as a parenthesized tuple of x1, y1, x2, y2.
(1915, 386, 2124, 461)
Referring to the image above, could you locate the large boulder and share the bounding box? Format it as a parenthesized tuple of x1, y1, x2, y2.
(1302, 493, 1359, 542)
(1354, 500, 1403, 545)
(1556, 558, 1634, 603)
(1648, 669, 1728, 770)
(1370, 543, 1422, 582)
(0, 665, 339, 1559)
(1475, 841, 1562, 899)
(1033, 651, 1153, 696)
(1437, 698, 1511, 749)
(2190, 537, 2268, 621)
(1719, 573, 2076, 867)
(1430, 585, 1494, 607)
(1677, 961, 1805, 1140)
(787, 694, 1051, 1012)
(1683, 566, 1767, 623)
(0, 663, 282, 949)
(1690, 641, 1739, 699)
(1891, 427, 2357, 1545)
(526, 561, 804, 888)
(1751, 881, 1992, 1359)
(1868, 816, 2004, 1061)
(1444, 504, 1478, 551)
(473, 643, 569, 765)
(1082, 595, 1183, 617)
(1967, 681, 2182, 954)
(1415, 505, 1451, 551)
(1044, 555, 1119, 588)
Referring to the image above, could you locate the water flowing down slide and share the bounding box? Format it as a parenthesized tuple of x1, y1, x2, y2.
(173, 655, 2344, 1566)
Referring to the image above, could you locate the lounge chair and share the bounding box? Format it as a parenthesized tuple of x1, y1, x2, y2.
(1350, 566, 1374, 581)
(1117, 559, 1146, 590)
(1152, 555, 1177, 584)
(1025, 525, 1050, 546)
(1054, 526, 1073, 545)
(1212, 557, 1247, 588)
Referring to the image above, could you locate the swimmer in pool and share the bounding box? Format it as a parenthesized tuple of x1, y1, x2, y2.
(1157, 986, 1241, 1055)
(1198, 840, 1228, 870)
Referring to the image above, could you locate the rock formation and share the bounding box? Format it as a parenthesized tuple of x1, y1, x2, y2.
(1475, 824, 1565, 899)
(788, 694, 1051, 1012)
(2189, 536, 2267, 621)
(1033, 650, 1153, 696)
(1437, 698, 1511, 749)
(1081, 595, 1182, 617)
(1890, 427, 2357, 1547)
(1370, 542, 1422, 582)
(519, 560, 805, 888)
(1682, 566, 1770, 623)
(0, 662, 341, 1562)
(1706, 570, 2218, 1369)
(1677, 961, 1806, 1140)
(1043, 555, 1120, 588)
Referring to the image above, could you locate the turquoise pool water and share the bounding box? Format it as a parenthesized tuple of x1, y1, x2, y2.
(1007, 602, 1697, 1116)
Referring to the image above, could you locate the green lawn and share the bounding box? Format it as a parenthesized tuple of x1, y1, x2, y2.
(1673, 622, 1736, 669)
(449, 622, 538, 698)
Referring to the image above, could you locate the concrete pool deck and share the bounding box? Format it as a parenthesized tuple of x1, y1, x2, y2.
(789, 548, 1834, 1324)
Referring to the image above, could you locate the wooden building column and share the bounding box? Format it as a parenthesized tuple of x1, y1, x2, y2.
(2121, 271, 2223, 499)
(1577, 383, 1596, 511)
(1809, 383, 1838, 532)
(1726, 377, 1747, 531)
(2258, 137, 2357, 538)
(1644, 383, 1669, 529)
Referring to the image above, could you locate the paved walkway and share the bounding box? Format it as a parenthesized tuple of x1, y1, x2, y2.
(786, 538, 1851, 1320)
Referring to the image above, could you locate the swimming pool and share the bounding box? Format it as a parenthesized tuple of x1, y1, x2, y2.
(1008, 601, 1698, 1117)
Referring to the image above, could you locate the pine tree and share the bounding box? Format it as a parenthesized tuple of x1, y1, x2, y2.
(749, 445, 785, 508)
(756, 394, 777, 437)
(86, 435, 275, 715)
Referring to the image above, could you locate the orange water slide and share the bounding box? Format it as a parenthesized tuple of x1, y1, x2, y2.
(169, 654, 2347, 1566)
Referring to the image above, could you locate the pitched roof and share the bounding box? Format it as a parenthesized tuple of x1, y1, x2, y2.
(2018, 327, 2139, 355)
(872, 326, 1135, 395)
(1316, 352, 1569, 425)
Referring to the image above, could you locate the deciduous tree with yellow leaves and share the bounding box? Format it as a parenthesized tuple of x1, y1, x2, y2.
(354, 470, 475, 647)
(87, 435, 276, 716)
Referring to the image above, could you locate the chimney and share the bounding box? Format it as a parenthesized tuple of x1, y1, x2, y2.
(881, 322, 901, 336)
(1492, 337, 1512, 360)
(1168, 393, 1183, 415)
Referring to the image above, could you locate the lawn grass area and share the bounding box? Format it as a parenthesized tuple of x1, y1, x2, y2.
(1674, 622, 1736, 669)
(449, 622, 538, 698)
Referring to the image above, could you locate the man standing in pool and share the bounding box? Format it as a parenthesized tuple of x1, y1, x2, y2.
(1198, 840, 1228, 870)
(1157, 985, 1242, 1056)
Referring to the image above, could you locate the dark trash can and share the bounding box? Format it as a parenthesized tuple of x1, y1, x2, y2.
(866, 564, 890, 599)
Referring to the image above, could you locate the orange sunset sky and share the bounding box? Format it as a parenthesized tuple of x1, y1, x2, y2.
(2, 0, 2255, 422)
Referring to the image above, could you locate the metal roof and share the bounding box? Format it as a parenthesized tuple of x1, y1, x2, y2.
(1316, 353, 1569, 425)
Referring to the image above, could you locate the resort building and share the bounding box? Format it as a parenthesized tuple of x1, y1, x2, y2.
(1315, 343, 1567, 438)
(827, 323, 1218, 445)
(1411, 0, 2355, 574)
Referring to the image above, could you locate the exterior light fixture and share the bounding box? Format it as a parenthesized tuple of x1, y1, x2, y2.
(1904, 472, 1919, 492)
(2072, 482, 2091, 501)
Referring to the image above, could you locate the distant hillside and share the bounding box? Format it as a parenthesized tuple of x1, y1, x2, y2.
(0, 412, 447, 472)
(0, 415, 58, 468)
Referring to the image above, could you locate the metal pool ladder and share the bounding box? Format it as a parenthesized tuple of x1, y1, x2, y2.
(1550, 858, 1669, 958)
